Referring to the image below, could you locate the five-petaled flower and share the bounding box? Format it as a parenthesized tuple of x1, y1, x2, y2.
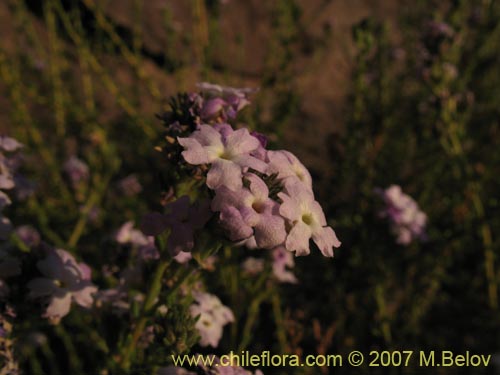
(27, 248, 97, 322)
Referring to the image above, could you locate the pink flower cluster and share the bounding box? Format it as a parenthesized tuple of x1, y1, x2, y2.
(377, 185, 427, 245)
(178, 122, 341, 257)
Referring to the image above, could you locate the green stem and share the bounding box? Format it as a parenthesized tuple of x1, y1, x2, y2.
(118, 259, 170, 371)
(271, 291, 288, 354)
(238, 288, 273, 352)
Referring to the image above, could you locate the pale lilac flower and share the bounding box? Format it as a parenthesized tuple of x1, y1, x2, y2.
(141, 196, 211, 256)
(279, 180, 341, 257)
(190, 291, 234, 348)
(241, 257, 265, 276)
(178, 124, 267, 190)
(118, 174, 142, 196)
(266, 150, 312, 190)
(272, 247, 298, 284)
(377, 185, 427, 245)
(27, 248, 97, 321)
(63, 156, 89, 186)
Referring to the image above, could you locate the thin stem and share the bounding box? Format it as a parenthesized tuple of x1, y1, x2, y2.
(117, 259, 170, 370)
(238, 288, 273, 352)
(271, 291, 288, 354)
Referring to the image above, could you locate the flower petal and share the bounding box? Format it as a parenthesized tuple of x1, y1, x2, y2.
(285, 221, 312, 256)
(312, 226, 341, 257)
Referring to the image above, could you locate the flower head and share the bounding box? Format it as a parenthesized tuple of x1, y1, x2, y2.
(377, 185, 427, 245)
(178, 124, 267, 190)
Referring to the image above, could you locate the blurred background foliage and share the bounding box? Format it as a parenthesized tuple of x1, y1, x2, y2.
(1, 0, 500, 374)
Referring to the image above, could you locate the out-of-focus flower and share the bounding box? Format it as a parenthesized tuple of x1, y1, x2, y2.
(173, 251, 192, 264)
(63, 156, 89, 186)
(114, 221, 160, 261)
(279, 180, 341, 257)
(272, 247, 297, 284)
(27, 248, 97, 322)
(0, 137, 23, 153)
(190, 291, 234, 348)
(242, 257, 265, 276)
(376, 185, 427, 245)
(178, 124, 267, 190)
(212, 173, 286, 249)
(13, 175, 36, 200)
(115, 221, 149, 246)
(117, 174, 143, 196)
(426, 20, 454, 39)
(141, 196, 212, 256)
(15, 225, 41, 248)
